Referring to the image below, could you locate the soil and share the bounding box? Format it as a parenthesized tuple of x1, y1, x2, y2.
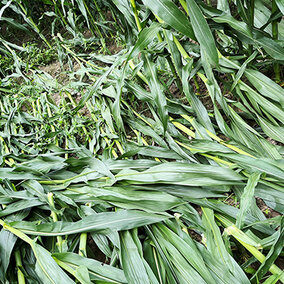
(188, 229, 202, 242)
(39, 61, 62, 78)
(39, 61, 81, 82)
(256, 198, 281, 218)
(108, 41, 123, 55)
(87, 234, 109, 263)
(224, 197, 240, 208)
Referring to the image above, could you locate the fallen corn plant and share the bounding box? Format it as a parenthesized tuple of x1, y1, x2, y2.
(0, 0, 283, 283)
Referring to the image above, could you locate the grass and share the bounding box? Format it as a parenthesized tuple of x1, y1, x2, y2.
(0, 0, 283, 283)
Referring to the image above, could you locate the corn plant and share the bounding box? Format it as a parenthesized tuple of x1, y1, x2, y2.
(0, 0, 283, 283)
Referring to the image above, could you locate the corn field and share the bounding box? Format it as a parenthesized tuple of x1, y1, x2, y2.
(0, 0, 284, 283)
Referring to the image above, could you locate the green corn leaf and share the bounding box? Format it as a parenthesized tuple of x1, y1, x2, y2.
(252, 217, 284, 282)
(120, 230, 152, 284)
(0, 229, 17, 282)
(231, 51, 257, 91)
(182, 63, 215, 133)
(76, 0, 90, 28)
(116, 162, 244, 186)
(245, 69, 284, 106)
(31, 241, 75, 284)
(239, 81, 284, 125)
(143, 55, 168, 132)
(257, 116, 284, 144)
(11, 210, 170, 236)
(142, 0, 195, 39)
(236, 172, 261, 229)
(275, 0, 284, 14)
(186, 0, 218, 66)
(213, 15, 284, 60)
(154, 223, 216, 284)
(53, 252, 127, 283)
(127, 23, 161, 61)
(0, 199, 44, 217)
